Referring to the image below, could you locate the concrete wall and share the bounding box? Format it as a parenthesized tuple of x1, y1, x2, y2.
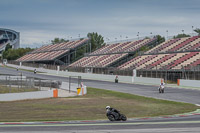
(180, 79, 200, 88)
(6, 63, 162, 85)
(134, 77, 161, 85)
(56, 71, 161, 85)
(0, 90, 53, 101)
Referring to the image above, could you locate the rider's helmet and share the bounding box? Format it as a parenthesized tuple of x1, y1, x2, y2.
(106, 106, 110, 110)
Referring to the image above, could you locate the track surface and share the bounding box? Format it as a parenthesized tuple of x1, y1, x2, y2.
(0, 67, 200, 133)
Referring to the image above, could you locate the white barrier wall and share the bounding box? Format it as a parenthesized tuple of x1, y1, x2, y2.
(0, 90, 53, 101)
(134, 77, 161, 85)
(57, 71, 161, 85)
(180, 79, 200, 88)
(5, 63, 162, 85)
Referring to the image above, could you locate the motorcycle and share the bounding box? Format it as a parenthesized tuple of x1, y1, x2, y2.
(34, 69, 37, 74)
(106, 110, 127, 121)
(158, 85, 164, 93)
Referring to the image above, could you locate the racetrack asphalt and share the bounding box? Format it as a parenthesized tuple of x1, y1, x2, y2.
(0, 66, 200, 133)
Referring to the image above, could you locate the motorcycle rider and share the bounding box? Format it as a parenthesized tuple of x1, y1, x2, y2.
(106, 106, 127, 121)
(106, 106, 119, 113)
(160, 82, 165, 89)
(106, 106, 120, 118)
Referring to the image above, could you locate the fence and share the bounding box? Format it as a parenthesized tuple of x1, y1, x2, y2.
(0, 75, 61, 93)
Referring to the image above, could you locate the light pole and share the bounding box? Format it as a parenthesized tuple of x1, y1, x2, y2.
(182, 30, 184, 35)
(192, 26, 194, 35)
(137, 32, 139, 40)
(166, 30, 168, 40)
(90, 42, 91, 53)
(106, 38, 110, 42)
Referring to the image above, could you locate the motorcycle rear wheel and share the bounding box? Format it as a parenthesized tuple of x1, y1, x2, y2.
(108, 115, 115, 121)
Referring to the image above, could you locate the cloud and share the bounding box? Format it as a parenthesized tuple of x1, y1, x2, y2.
(1, 0, 200, 46)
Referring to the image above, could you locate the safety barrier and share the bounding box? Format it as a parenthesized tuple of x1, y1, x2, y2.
(179, 79, 200, 88)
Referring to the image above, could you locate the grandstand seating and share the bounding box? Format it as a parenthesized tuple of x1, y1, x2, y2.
(69, 53, 128, 67)
(17, 49, 69, 62)
(173, 52, 200, 69)
(90, 38, 156, 55)
(166, 52, 199, 69)
(145, 39, 180, 54)
(118, 51, 200, 70)
(146, 36, 200, 54)
(185, 59, 200, 69)
(168, 36, 199, 52)
(17, 39, 88, 62)
(17, 35, 200, 71)
(116, 36, 199, 70)
(69, 38, 156, 68)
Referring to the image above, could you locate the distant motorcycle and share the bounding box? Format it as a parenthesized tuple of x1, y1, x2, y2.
(158, 85, 164, 93)
(106, 110, 127, 121)
(34, 69, 37, 74)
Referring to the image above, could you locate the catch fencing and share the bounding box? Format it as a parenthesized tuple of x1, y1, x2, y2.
(0, 75, 61, 93)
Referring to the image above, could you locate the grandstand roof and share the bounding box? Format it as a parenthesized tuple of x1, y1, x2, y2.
(17, 38, 89, 62)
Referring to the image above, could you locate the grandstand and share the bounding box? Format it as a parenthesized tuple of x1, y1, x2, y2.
(69, 37, 157, 68)
(14, 33, 200, 80)
(118, 36, 200, 70)
(17, 38, 89, 65)
(146, 36, 200, 54)
(0, 28, 20, 53)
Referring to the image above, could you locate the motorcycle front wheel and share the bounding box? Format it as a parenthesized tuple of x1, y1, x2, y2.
(121, 114, 127, 121)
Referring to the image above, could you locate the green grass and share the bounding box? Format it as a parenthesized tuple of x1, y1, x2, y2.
(0, 86, 39, 93)
(0, 87, 198, 122)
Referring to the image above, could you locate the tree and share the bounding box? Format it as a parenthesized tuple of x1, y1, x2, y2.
(147, 35, 165, 49)
(51, 38, 69, 44)
(5, 43, 12, 51)
(3, 47, 34, 60)
(194, 28, 200, 36)
(156, 35, 165, 44)
(173, 34, 190, 39)
(87, 32, 105, 53)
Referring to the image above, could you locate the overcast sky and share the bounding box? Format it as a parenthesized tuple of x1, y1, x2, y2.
(0, 0, 200, 48)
